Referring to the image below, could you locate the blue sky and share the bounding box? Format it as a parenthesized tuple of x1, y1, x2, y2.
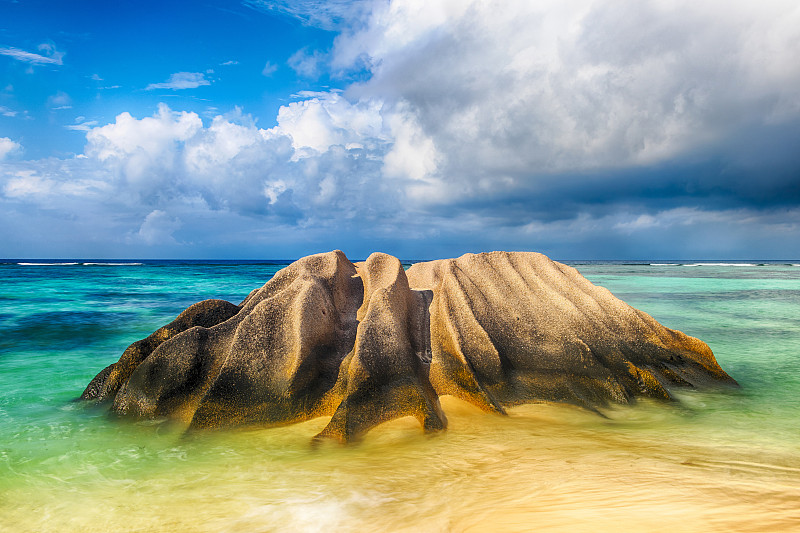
(1, 0, 799, 259)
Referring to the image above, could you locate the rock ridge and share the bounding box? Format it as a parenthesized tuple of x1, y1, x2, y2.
(82, 250, 736, 442)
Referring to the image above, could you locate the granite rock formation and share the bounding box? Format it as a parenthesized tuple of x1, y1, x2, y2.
(82, 251, 736, 442)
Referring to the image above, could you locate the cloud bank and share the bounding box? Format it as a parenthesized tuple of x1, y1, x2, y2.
(2, 0, 800, 258)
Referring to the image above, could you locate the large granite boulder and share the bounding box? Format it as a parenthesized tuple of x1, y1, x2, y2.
(82, 251, 736, 442)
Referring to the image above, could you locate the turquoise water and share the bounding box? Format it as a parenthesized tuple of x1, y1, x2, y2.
(1, 260, 799, 532)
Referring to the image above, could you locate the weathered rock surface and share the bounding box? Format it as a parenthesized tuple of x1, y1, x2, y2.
(82, 250, 736, 441)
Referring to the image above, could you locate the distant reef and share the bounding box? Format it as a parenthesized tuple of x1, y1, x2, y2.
(81, 251, 737, 442)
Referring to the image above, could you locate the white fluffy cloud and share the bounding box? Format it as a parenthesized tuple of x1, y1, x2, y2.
(87, 104, 202, 160)
(0, 137, 21, 160)
(273, 91, 388, 154)
(0, 100, 403, 249)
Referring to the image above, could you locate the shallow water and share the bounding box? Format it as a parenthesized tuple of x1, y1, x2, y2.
(1, 260, 798, 532)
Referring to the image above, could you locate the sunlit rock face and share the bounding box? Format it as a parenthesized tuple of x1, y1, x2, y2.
(82, 251, 736, 442)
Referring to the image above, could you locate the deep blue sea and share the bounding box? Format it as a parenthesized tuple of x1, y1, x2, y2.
(1, 259, 799, 532)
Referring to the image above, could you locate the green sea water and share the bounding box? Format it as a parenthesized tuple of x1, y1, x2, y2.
(1, 260, 798, 532)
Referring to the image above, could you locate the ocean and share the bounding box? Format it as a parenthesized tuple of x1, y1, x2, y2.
(1, 259, 798, 532)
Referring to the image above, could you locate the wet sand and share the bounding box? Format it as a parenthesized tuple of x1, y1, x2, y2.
(3, 397, 798, 532)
